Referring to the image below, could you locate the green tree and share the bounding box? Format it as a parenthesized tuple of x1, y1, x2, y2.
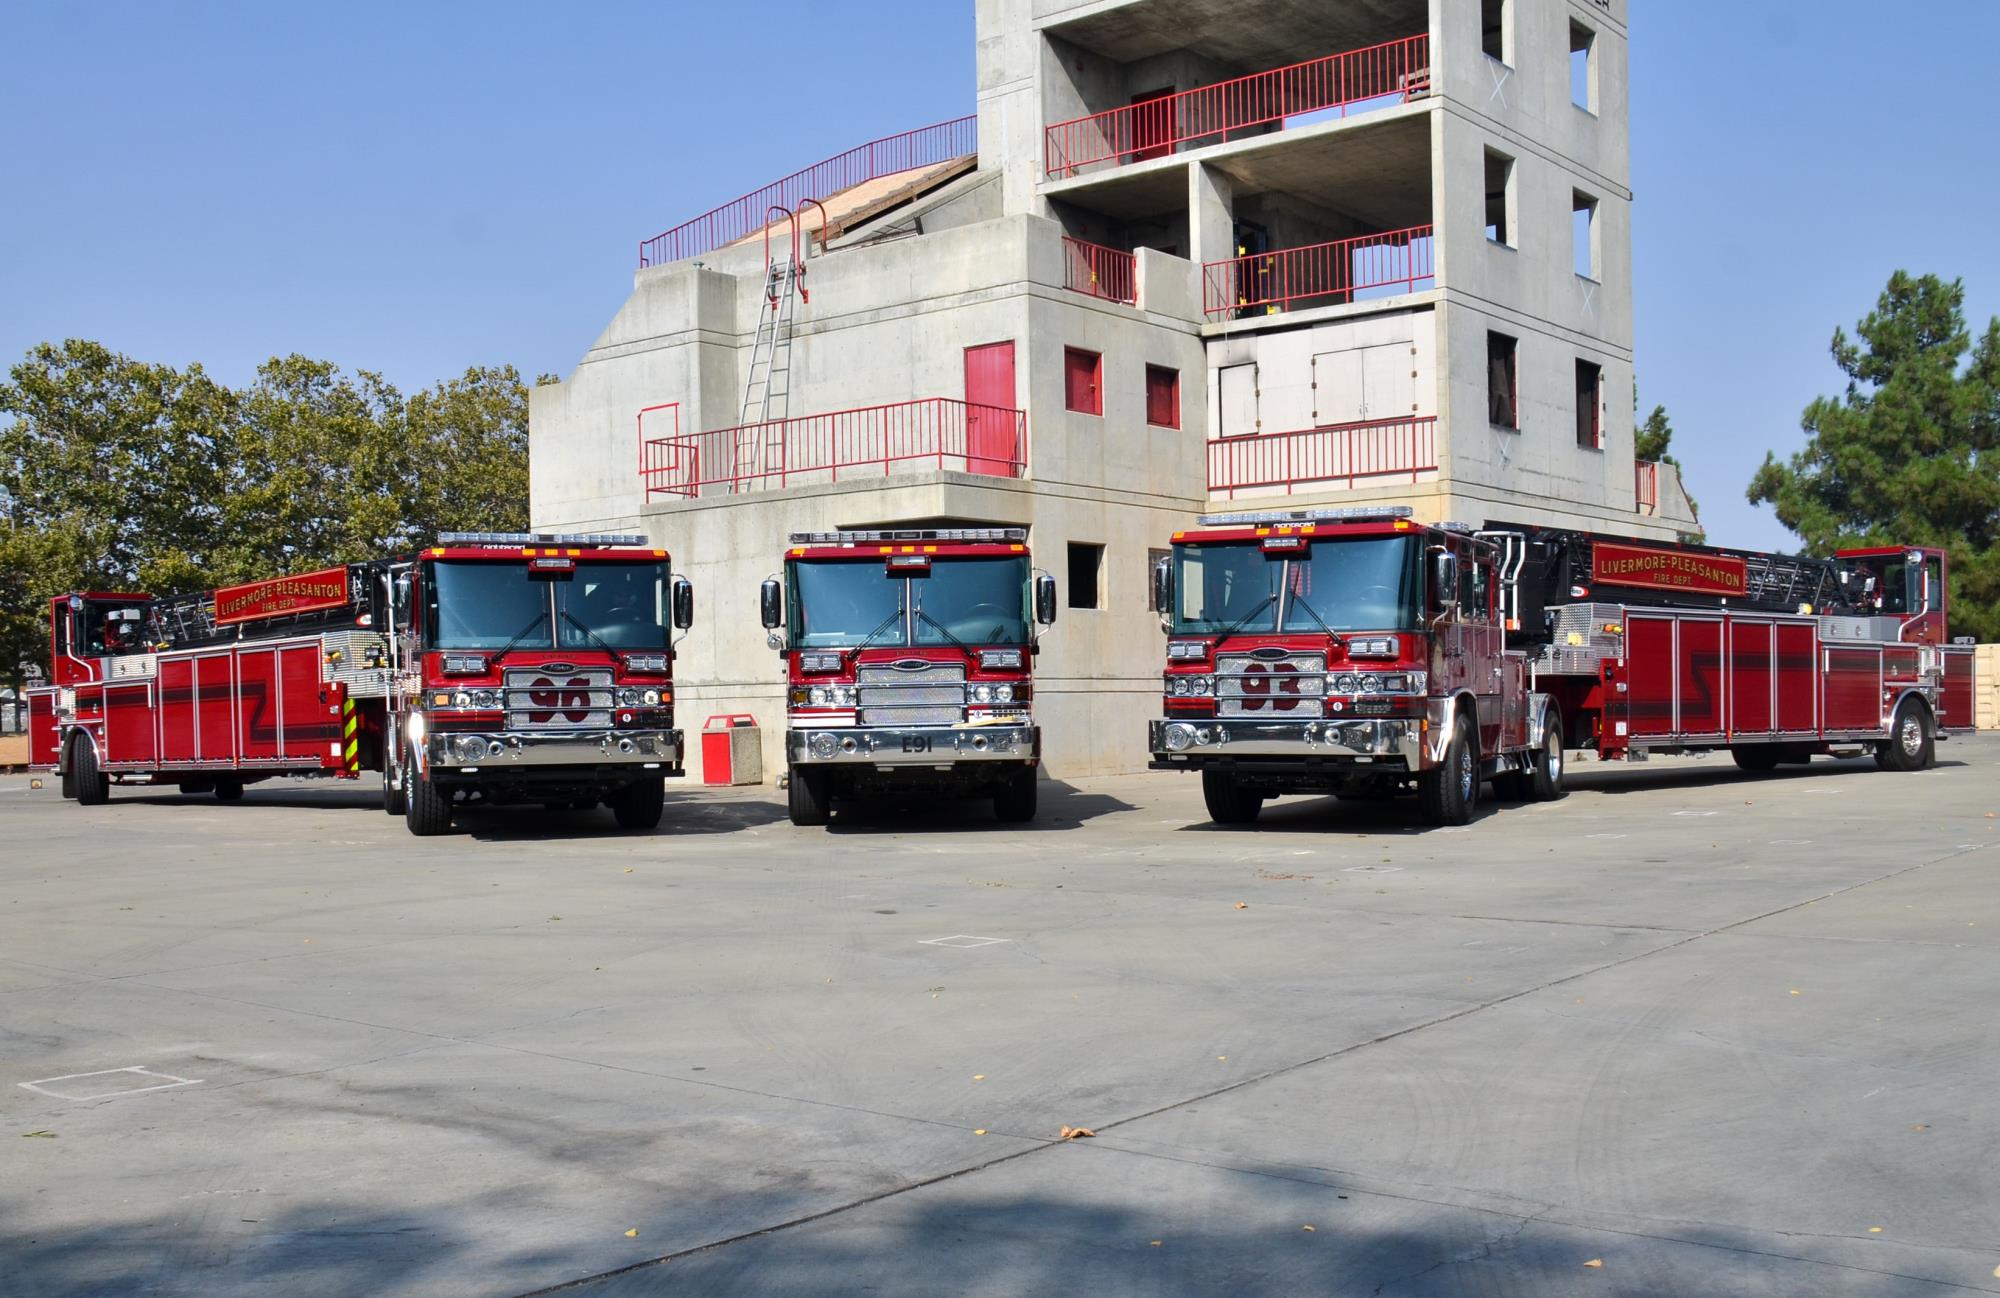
(1633, 390, 1699, 524)
(1748, 271, 2000, 640)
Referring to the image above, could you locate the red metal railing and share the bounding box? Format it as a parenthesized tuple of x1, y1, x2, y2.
(1635, 460, 1660, 513)
(640, 398, 1028, 500)
(1209, 416, 1438, 499)
(1045, 35, 1429, 180)
(638, 116, 978, 268)
(1204, 225, 1434, 317)
(1062, 236, 1137, 305)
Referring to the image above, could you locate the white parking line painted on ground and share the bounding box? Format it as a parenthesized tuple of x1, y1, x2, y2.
(20, 1067, 203, 1102)
(919, 935, 1011, 949)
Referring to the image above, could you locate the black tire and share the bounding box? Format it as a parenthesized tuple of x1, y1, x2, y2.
(611, 777, 665, 831)
(787, 766, 831, 827)
(1417, 711, 1477, 827)
(70, 734, 109, 806)
(1876, 697, 1934, 773)
(383, 763, 407, 816)
(1201, 768, 1263, 825)
(60, 749, 77, 800)
(404, 756, 452, 836)
(1732, 746, 1782, 773)
(1527, 714, 1567, 802)
(994, 766, 1038, 823)
(213, 777, 244, 802)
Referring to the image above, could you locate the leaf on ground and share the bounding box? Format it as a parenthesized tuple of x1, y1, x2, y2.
(21, 1130, 56, 1138)
(1868, 1227, 1883, 1234)
(1059, 1125, 1096, 1141)
(974, 1129, 987, 1136)
(1912, 1124, 1931, 1132)
(973, 1074, 985, 1081)
(1583, 1258, 1604, 1269)
(1149, 1240, 1163, 1247)
(1301, 1225, 1316, 1232)
(624, 1229, 638, 1238)
(1234, 902, 1248, 910)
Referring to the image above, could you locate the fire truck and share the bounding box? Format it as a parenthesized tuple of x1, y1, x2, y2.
(1148, 507, 1978, 826)
(758, 527, 1058, 826)
(25, 533, 695, 835)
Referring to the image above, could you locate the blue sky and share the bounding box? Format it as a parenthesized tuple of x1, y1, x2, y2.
(1, 1, 1993, 551)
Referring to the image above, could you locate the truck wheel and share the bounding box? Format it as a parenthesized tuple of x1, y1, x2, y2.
(1417, 712, 1477, 827)
(69, 735, 109, 806)
(382, 763, 407, 816)
(1876, 698, 1933, 772)
(404, 757, 452, 836)
(1201, 768, 1263, 825)
(1527, 715, 1567, 801)
(994, 766, 1038, 823)
(1732, 746, 1782, 773)
(213, 777, 244, 802)
(611, 777, 665, 831)
(60, 747, 77, 800)
(787, 766, 831, 827)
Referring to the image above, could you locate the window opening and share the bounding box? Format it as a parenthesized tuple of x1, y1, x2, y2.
(1575, 360, 1602, 449)
(1145, 365, 1180, 429)
(1067, 543, 1104, 610)
(1487, 333, 1519, 430)
(1484, 150, 1516, 247)
(1482, 0, 1512, 64)
(1570, 22, 1597, 112)
(1572, 191, 1599, 280)
(1064, 347, 1102, 416)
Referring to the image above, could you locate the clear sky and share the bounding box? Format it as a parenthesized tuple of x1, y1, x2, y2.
(2, 1, 1994, 552)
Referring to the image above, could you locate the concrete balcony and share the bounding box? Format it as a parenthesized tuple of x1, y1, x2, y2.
(639, 399, 1028, 502)
(1203, 225, 1435, 319)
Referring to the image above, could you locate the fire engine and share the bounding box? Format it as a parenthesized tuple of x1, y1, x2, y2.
(1149, 507, 1978, 826)
(758, 528, 1058, 826)
(25, 533, 695, 835)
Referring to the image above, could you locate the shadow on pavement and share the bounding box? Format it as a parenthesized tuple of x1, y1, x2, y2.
(827, 781, 1135, 835)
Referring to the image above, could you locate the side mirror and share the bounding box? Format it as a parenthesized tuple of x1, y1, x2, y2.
(759, 578, 783, 631)
(672, 576, 695, 631)
(1034, 573, 1058, 627)
(1432, 552, 1458, 613)
(1152, 557, 1173, 625)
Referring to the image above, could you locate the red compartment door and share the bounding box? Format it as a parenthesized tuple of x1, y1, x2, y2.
(237, 649, 280, 761)
(1625, 615, 1676, 737)
(277, 644, 332, 762)
(1776, 624, 1817, 733)
(1823, 646, 1882, 733)
(1940, 648, 1975, 731)
(195, 654, 236, 762)
(160, 658, 196, 763)
(104, 684, 156, 765)
(29, 692, 58, 767)
(1728, 621, 1774, 736)
(1677, 619, 1725, 736)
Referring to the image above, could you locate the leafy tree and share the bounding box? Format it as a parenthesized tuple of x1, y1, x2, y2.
(1748, 271, 2000, 640)
(1633, 390, 1698, 523)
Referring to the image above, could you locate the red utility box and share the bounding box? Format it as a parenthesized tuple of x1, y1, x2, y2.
(701, 714, 762, 786)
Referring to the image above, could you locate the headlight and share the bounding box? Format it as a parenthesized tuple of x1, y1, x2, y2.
(451, 690, 472, 708)
(1191, 676, 1213, 696)
(971, 684, 995, 703)
(454, 736, 487, 763)
(471, 688, 500, 709)
(622, 652, 670, 673)
(1348, 636, 1399, 658)
(642, 689, 661, 706)
(808, 732, 839, 760)
(979, 648, 1024, 670)
(1357, 673, 1383, 694)
(1167, 641, 1208, 662)
(1334, 673, 1360, 695)
(799, 652, 842, 673)
(809, 686, 831, 706)
(994, 684, 1014, 703)
(1163, 722, 1196, 752)
(618, 687, 642, 706)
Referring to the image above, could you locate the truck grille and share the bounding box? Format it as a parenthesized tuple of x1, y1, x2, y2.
(857, 662, 965, 728)
(504, 666, 614, 729)
(1214, 652, 1327, 719)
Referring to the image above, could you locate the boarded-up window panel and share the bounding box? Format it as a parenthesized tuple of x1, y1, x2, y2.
(1219, 364, 1258, 437)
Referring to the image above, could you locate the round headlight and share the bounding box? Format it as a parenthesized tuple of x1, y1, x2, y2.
(642, 689, 661, 706)
(1168, 677, 1188, 697)
(808, 686, 831, 707)
(994, 684, 1014, 703)
(808, 732, 839, 760)
(1164, 722, 1195, 752)
(972, 684, 994, 703)
(1334, 674, 1359, 695)
(1358, 674, 1383, 694)
(472, 689, 500, 709)
(455, 736, 486, 763)
(1192, 676, 1213, 696)
(618, 687, 641, 706)
(451, 690, 471, 708)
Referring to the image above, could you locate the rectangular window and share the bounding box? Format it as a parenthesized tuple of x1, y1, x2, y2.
(1487, 332, 1518, 430)
(1145, 365, 1180, 428)
(1067, 542, 1104, 610)
(1146, 548, 1171, 611)
(1482, 0, 1512, 65)
(1484, 150, 1516, 248)
(1218, 363, 1258, 437)
(1570, 22, 1597, 113)
(1064, 347, 1102, 415)
(1573, 191, 1599, 280)
(1575, 359, 1603, 449)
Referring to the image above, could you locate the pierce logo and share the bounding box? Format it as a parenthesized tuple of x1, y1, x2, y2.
(527, 677, 594, 724)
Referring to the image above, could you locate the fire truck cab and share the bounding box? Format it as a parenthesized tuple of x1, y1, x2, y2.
(759, 528, 1057, 827)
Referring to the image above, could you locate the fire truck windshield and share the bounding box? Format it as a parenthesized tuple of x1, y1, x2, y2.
(426, 560, 669, 651)
(789, 556, 1030, 649)
(1170, 537, 1420, 635)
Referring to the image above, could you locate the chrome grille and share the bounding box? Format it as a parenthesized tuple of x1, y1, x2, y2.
(504, 666, 614, 729)
(857, 662, 965, 728)
(1215, 652, 1327, 719)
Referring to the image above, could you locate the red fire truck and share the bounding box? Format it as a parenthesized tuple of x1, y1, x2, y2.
(26, 532, 695, 835)
(758, 527, 1058, 826)
(1149, 507, 1978, 826)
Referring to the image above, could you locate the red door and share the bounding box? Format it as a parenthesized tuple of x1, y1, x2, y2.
(964, 342, 1018, 477)
(1130, 88, 1175, 162)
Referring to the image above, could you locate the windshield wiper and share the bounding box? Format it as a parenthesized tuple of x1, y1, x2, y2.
(488, 608, 554, 663)
(1285, 590, 1342, 644)
(913, 602, 971, 656)
(558, 609, 619, 658)
(841, 606, 907, 667)
(1206, 590, 1279, 646)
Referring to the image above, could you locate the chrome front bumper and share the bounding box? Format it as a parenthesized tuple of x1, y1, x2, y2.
(1150, 717, 1424, 765)
(427, 729, 684, 769)
(786, 724, 1038, 767)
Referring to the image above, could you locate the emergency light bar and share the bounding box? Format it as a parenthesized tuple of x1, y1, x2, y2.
(436, 531, 650, 546)
(789, 528, 1028, 546)
(1196, 506, 1414, 527)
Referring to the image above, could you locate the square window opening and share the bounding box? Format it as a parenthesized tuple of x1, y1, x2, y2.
(1575, 359, 1603, 450)
(1570, 22, 1597, 112)
(1484, 150, 1516, 247)
(1482, 0, 1512, 65)
(1145, 364, 1181, 429)
(1067, 543, 1104, 610)
(1487, 333, 1519, 430)
(1064, 347, 1103, 416)
(1572, 191, 1599, 281)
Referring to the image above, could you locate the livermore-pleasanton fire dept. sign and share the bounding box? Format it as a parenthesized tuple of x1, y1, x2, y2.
(1590, 541, 1749, 598)
(213, 566, 350, 625)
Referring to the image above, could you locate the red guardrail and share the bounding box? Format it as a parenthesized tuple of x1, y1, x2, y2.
(1204, 225, 1434, 317)
(1636, 460, 1660, 513)
(640, 398, 1027, 500)
(1209, 416, 1438, 500)
(1045, 35, 1429, 180)
(1062, 236, 1137, 305)
(638, 116, 978, 268)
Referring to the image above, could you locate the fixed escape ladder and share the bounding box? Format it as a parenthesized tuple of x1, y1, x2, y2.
(736, 203, 828, 485)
